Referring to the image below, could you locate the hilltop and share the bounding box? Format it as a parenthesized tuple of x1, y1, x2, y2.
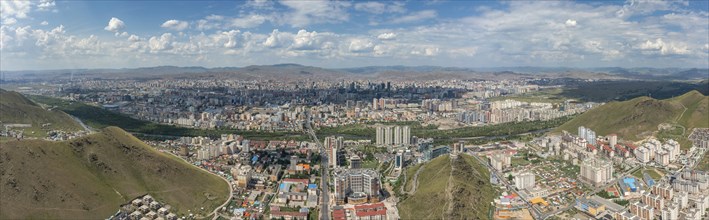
(0, 126, 229, 219)
(397, 154, 495, 220)
(555, 90, 709, 147)
(0, 89, 82, 137)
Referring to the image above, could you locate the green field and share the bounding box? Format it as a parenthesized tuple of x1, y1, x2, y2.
(30, 95, 307, 140)
(555, 91, 708, 149)
(0, 127, 229, 219)
(397, 154, 494, 220)
(0, 89, 82, 137)
(631, 168, 663, 180)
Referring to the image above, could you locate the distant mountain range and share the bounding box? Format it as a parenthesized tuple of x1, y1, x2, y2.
(1, 64, 707, 81)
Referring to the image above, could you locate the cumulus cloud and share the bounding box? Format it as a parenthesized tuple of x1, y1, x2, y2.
(291, 29, 322, 50)
(377, 32, 397, 40)
(565, 19, 577, 27)
(213, 30, 241, 48)
(148, 33, 173, 52)
(0, 0, 31, 24)
(639, 38, 689, 55)
(349, 38, 374, 53)
(263, 29, 292, 48)
(104, 17, 125, 32)
(161, 20, 189, 31)
(1, 1, 708, 70)
(128, 34, 140, 42)
(390, 10, 436, 24)
(37, 0, 56, 11)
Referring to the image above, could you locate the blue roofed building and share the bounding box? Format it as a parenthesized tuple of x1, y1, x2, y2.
(643, 173, 656, 187)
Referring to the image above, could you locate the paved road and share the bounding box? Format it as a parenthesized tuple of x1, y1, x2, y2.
(305, 113, 330, 220)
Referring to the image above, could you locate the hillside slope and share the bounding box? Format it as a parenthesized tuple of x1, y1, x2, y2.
(397, 154, 494, 220)
(0, 89, 82, 136)
(0, 127, 229, 219)
(555, 90, 709, 143)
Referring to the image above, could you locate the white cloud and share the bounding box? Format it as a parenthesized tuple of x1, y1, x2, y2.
(349, 38, 374, 53)
(148, 33, 174, 52)
(230, 15, 270, 28)
(448, 47, 477, 57)
(196, 15, 224, 30)
(40, 20, 49, 26)
(1, 1, 708, 70)
(279, 0, 351, 27)
(263, 29, 293, 48)
(128, 34, 140, 42)
(161, 20, 189, 31)
(2, 17, 17, 25)
(639, 38, 689, 55)
(104, 17, 125, 32)
(37, 0, 56, 11)
(0, 0, 31, 24)
(565, 19, 577, 27)
(291, 29, 322, 50)
(377, 32, 397, 40)
(213, 30, 241, 48)
(390, 10, 437, 24)
(354, 2, 405, 14)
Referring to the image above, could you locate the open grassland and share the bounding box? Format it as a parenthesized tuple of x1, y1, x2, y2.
(0, 127, 229, 219)
(0, 89, 82, 137)
(397, 154, 494, 220)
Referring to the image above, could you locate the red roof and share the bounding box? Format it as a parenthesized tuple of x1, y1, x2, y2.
(355, 209, 387, 217)
(602, 145, 613, 152)
(586, 144, 597, 151)
(355, 202, 386, 210)
(332, 209, 346, 220)
(626, 143, 638, 150)
(615, 144, 628, 153)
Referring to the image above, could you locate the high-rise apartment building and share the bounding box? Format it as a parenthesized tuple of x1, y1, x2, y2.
(580, 157, 613, 186)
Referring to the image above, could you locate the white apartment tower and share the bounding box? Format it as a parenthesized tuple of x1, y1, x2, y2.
(580, 157, 613, 186)
(515, 172, 536, 190)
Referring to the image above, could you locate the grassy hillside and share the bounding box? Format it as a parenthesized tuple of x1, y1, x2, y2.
(555, 90, 709, 147)
(0, 89, 82, 137)
(0, 127, 229, 219)
(397, 154, 494, 220)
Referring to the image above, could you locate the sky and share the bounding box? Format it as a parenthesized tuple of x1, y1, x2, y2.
(0, 0, 708, 70)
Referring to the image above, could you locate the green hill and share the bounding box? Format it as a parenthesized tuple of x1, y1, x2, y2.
(554, 90, 709, 147)
(0, 89, 82, 137)
(397, 154, 495, 220)
(0, 126, 229, 219)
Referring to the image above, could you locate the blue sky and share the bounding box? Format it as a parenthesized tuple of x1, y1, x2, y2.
(1, 0, 708, 70)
